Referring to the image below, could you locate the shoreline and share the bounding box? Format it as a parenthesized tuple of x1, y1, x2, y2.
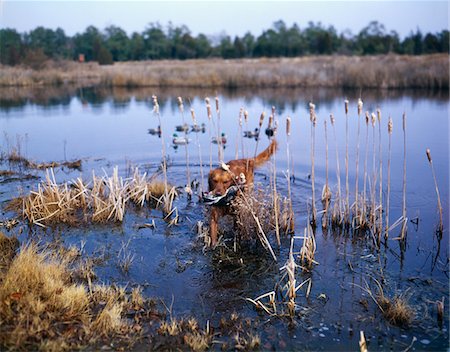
(0, 54, 448, 90)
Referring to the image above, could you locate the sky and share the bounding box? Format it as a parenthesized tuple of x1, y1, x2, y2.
(0, 1, 448, 39)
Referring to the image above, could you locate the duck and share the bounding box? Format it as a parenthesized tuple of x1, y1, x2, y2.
(191, 123, 206, 133)
(243, 128, 259, 138)
(175, 123, 189, 132)
(148, 125, 162, 135)
(212, 132, 227, 145)
(172, 133, 190, 145)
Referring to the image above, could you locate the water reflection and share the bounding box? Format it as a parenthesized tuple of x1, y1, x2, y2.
(0, 86, 448, 112)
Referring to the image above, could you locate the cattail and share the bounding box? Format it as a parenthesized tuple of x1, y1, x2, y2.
(244, 110, 249, 123)
(215, 96, 219, 113)
(401, 113, 407, 240)
(177, 96, 184, 112)
(310, 104, 317, 227)
(177, 96, 190, 198)
(377, 108, 383, 238)
(371, 112, 377, 229)
(322, 120, 331, 229)
(357, 98, 363, 115)
(236, 107, 244, 159)
(268, 114, 274, 129)
(286, 116, 291, 136)
(152, 95, 159, 114)
(259, 112, 265, 128)
(205, 98, 213, 169)
(355, 99, 362, 225)
(344, 100, 350, 226)
(330, 113, 342, 225)
(362, 111, 370, 228)
(385, 117, 393, 239)
(190, 108, 204, 194)
(426, 148, 443, 233)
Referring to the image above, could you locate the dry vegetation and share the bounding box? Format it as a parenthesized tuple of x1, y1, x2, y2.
(6, 167, 172, 227)
(0, 55, 447, 89)
(0, 236, 263, 350)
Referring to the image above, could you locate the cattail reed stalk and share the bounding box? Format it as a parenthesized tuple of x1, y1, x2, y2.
(190, 108, 204, 194)
(215, 95, 224, 161)
(286, 116, 294, 233)
(426, 148, 443, 233)
(243, 110, 249, 157)
(371, 112, 377, 228)
(344, 99, 350, 226)
(362, 111, 370, 228)
(400, 113, 407, 240)
(177, 97, 191, 198)
(355, 98, 363, 225)
(377, 109, 383, 237)
(152, 95, 169, 201)
(330, 113, 342, 225)
(385, 117, 393, 239)
(253, 112, 265, 158)
(309, 102, 317, 227)
(322, 120, 331, 229)
(205, 97, 213, 169)
(236, 108, 244, 159)
(271, 121, 280, 246)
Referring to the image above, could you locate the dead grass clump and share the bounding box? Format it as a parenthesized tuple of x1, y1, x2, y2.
(0, 231, 19, 268)
(0, 244, 90, 348)
(231, 188, 275, 241)
(378, 294, 414, 327)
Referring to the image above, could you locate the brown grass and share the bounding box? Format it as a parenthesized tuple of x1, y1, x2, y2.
(0, 55, 447, 89)
(7, 167, 171, 227)
(378, 294, 414, 327)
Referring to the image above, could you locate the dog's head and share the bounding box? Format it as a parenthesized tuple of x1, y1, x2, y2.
(208, 168, 234, 196)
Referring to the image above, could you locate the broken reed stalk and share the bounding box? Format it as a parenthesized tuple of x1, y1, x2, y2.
(152, 95, 170, 215)
(330, 113, 342, 225)
(191, 108, 204, 194)
(177, 97, 191, 197)
(400, 113, 407, 240)
(363, 111, 370, 228)
(355, 98, 363, 224)
(309, 102, 317, 227)
(322, 120, 331, 229)
(215, 96, 224, 162)
(377, 109, 383, 238)
(344, 99, 350, 225)
(385, 117, 393, 239)
(285, 116, 294, 233)
(426, 149, 443, 233)
(205, 98, 213, 169)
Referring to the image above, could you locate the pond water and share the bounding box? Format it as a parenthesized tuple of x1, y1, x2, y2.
(0, 86, 448, 350)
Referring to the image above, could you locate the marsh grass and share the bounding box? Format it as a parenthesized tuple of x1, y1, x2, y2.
(1, 55, 447, 89)
(426, 148, 444, 233)
(7, 167, 172, 227)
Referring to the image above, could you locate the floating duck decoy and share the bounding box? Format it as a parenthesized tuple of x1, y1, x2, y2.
(212, 132, 227, 145)
(175, 123, 189, 132)
(148, 125, 162, 135)
(172, 133, 190, 145)
(265, 126, 276, 138)
(191, 123, 206, 133)
(243, 128, 259, 138)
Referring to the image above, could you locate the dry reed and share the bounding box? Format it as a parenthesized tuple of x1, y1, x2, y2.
(322, 120, 331, 229)
(330, 113, 343, 225)
(400, 113, 407, 241)
(385, 117, 393, 239)
(426, 148, 444, 233)
(354, 98, 363, 226)
(285, 116, 295, 234)
(344, 99, 350, 226)
(177, 97, 192, 198)
(309, 102, 317, 227)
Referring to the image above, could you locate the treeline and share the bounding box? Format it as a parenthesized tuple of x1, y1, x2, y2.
(1, 20, 448, 67)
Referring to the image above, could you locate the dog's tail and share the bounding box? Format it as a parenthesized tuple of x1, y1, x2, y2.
(254, 139, 278, 168)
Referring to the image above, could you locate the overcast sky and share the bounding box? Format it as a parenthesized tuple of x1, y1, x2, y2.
(1, 1, 448, 39)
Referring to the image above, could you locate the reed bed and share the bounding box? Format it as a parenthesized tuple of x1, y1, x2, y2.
(7, 167, 173, 227)
(1, 55, 447, 89)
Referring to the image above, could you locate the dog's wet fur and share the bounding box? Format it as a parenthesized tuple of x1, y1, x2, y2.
(208, 140, 277, 246)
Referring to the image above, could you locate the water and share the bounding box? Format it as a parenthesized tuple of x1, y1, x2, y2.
(0, 86, 448, 350)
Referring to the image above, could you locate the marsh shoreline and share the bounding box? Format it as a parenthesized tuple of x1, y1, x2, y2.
(0, 54, 448, 90)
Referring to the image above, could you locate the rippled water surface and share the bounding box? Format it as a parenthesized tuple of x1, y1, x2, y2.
(0, 86, 448, 350)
